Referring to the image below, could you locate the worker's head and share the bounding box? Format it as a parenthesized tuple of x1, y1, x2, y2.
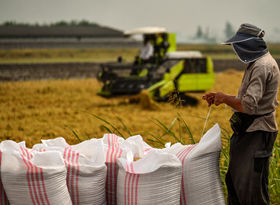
(143, 36, 150, 45)
(222, 23, 268, 63)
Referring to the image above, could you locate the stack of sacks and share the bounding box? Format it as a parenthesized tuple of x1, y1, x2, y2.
(117, 150, 182, 205)
(35, 137, 107, 205)
(167, 123, 225, 205)
(1, 140, 72, 205)
(0, 123, 225, 205)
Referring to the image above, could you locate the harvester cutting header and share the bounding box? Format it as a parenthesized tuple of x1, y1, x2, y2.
(97, 26, 215, 102)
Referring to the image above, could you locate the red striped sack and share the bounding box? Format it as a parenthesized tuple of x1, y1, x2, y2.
(1, 141, 72, 205)
(40, 138, 107, 205)
(167, 123, 225, 205)
(117, 151, 182, 205)
(102, 134, 153, 205)
(103, 134, 127, 205)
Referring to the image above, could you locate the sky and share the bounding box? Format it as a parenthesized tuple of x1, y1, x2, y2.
(1, 0, 280, 42)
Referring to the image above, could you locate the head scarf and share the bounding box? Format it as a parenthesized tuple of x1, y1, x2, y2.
(223, 23, 268, 63)
(232, 38, 268, 63)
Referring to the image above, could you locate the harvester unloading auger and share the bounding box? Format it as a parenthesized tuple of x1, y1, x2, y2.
(97, 27, 215, 103)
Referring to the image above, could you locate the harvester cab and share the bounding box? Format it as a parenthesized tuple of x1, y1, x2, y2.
(97, 27, 215, 102)
(125, 27, 176, 66)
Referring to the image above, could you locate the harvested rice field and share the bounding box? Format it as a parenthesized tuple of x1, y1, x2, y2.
(0, 69, 278, 147)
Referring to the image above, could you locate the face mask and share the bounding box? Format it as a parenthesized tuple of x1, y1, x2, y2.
(232, 38, 268, 63)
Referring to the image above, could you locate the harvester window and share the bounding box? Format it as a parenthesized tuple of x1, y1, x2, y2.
(183, 58, 207, 74)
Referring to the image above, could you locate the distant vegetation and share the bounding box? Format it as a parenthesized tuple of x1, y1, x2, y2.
(0, 20, 100, 27)
(193, 21, 236, 44)
(1, 44, 280, 64)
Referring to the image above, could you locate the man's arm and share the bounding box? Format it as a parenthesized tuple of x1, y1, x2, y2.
(202, 92, 245, 113)
(203, 64, 268, 114)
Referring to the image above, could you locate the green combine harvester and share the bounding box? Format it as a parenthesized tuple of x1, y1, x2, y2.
(97, 27, 215, 102)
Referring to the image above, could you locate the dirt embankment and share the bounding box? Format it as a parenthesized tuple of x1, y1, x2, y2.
(0, 59, 279, 82)
(0, 62, 100, 81)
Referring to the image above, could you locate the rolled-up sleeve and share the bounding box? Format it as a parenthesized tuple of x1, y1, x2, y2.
(241, 64, 267, 114)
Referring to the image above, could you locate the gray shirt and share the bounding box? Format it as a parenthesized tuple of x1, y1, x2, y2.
(236, 52, 280, 132)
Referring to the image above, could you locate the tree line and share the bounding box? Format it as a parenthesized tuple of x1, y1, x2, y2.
(1, 20, 237, 43)
(0, 20, 100, 27)
(194, 21, 235, 43)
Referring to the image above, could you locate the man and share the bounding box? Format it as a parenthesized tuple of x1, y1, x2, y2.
(203, 23, 279, 205)
(133, 36, 154, 69)
(139, 37, 154, 62)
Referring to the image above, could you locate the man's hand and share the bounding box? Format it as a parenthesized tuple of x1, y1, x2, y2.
(203, 92, 226, 106)
(202, 92, 216, 107)
(202, 92, 245, 113)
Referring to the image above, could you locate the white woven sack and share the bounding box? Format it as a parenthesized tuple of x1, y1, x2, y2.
(40, 138, 107, 205)
(0, 141, 25, 205)
(122, 135, 152, 159)
(117, 150, 182, 205)
(0, 141, 26, 205)
(41, 137, 69, 148)
(102, 134, 129, 205)
(168, 123, 225, 205)
(102, 134, 154, 205)
(1, 140, 72, 205)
